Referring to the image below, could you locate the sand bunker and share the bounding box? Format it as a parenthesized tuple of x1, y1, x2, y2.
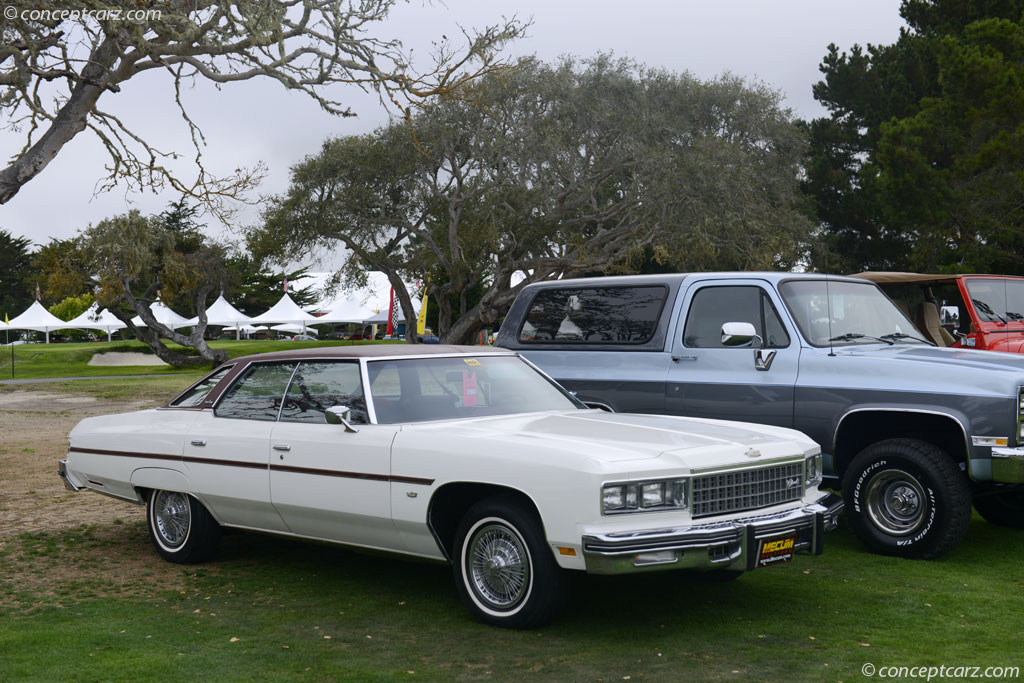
(88, 351, 169, 366)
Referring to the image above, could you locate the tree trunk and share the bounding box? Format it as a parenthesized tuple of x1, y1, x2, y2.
(113, 287, 228, 367)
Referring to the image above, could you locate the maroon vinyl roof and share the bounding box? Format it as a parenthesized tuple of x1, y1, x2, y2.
(229, 344, 512, 365)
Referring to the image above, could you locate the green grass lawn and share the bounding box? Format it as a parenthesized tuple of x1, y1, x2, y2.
(0, 339, 397, 380)
(2, 518, 1022, 681)
(2, 369, 1023, 681)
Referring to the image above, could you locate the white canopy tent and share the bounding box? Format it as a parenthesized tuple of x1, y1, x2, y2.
(186, 294, 253, 340)
(7, 301, 71, 343)
(65, 304, 127, 341)
(248, 294, 322, 332)
(363, 303, 420, 337)
(130, 299, 193, 330)
(221, 324, 261, 336)
(315, 295, 378, 325)
(271, 324, 318, 337)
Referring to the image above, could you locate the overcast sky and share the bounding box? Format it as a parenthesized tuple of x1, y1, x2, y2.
(0, 0, 908, 266)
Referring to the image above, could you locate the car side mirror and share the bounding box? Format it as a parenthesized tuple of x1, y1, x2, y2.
(325, 406, 360, 433)
(721, 322, 761, 348)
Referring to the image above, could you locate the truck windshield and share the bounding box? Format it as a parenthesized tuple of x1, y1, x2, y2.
(964, 278, 1024, 324)
(780, 280, 928, 347)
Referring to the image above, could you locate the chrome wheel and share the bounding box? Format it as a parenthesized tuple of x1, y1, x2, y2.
(153, 490, 191, 548)
(865, 469, 926, 536)
(467, 522, 531, 610)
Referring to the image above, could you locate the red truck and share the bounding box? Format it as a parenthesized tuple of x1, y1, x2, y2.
(854, 272, 1024, 352)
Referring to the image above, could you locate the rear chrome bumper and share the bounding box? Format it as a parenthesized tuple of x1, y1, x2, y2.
(57, 458, 82, 492)
(581, 492, 843, 575)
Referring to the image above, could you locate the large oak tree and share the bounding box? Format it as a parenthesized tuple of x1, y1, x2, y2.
(251, 55, 812, 343)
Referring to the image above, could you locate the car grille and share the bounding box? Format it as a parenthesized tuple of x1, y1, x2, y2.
(691, 462, 804, 518)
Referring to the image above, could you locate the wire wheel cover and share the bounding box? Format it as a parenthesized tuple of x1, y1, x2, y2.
(153, 491, 191, 547)
(468, 523, 531, 609)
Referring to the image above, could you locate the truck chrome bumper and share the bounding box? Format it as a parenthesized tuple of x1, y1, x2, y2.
(581, 492, 843, 575)
(57, 458, 82, 492)
(991, 447, 1024, 483)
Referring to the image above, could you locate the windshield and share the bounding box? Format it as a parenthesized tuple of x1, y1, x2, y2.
(780, 280, 927, 346)
(366, 355, 584, 423)
(964, 278, 1024, 324)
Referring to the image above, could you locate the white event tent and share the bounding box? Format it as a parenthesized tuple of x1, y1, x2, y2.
(186, 294, 253, 340)
(130, 299, 193, 330)
(65, 304, 127, 341)
(7, 301, 71, 343)
(271, 324, 318, 336)
(315, 295, 378, 325)
(248, 293, 322, 333)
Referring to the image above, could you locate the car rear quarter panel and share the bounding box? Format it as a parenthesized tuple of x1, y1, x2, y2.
(67, 409, 198, 501)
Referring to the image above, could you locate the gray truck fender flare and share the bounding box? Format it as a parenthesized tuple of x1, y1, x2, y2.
(832, 406, 972, 462)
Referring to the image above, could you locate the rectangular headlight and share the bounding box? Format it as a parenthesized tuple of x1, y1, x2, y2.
(602, 485, 627, 511)
(805, 453, 822, 488)
(602, 479, 688, 514)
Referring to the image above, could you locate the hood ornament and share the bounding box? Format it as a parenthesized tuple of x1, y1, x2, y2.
(744, 448, 761, 458)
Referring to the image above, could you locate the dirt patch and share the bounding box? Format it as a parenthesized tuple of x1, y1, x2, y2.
(88, 351, 169, 366)
(0, 390, 156, 544)
(0, 389, 192, 602)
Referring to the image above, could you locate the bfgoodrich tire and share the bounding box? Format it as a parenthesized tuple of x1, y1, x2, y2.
(973, 490, 1024, 528)
(453, 497, 568, 629)
(146, 489, 222, 564)
(842, 438, 971, 560)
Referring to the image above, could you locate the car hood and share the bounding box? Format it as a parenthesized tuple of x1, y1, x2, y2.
(400, 410, 813, 464)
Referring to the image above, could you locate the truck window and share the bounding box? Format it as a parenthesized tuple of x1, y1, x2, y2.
(683, 286, 790, 348)
(518, 286, 667, 344)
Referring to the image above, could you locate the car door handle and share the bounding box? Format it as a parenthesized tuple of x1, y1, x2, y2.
(672, 355, 697, 362)
(190, 440, 206, 447)
(272, 444, 291, 452)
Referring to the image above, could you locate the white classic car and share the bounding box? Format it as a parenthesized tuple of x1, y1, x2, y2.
(60, 345, 842, 628)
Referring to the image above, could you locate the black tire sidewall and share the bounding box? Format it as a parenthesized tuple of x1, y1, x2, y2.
(146, 490, 220, 564)
(458, 514, 536, 620)
(974, 491, 1024, 528)
(452, 498, 564, 629)
(148, 490, 194, 559)
(843, 439, 969, 559)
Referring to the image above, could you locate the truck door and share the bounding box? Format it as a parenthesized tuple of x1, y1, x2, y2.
(665, 280, 799, 428)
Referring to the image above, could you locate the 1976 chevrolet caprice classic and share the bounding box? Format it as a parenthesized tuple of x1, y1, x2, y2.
(60, 345, 842, 628)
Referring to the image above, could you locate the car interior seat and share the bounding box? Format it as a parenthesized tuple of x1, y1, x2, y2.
(914, 302, 955, 346)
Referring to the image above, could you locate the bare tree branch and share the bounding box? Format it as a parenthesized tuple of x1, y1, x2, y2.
(1, 1, 527, 215)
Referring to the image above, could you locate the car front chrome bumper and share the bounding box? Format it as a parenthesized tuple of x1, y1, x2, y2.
(991, 447, 1024, 483)
(581, 492, 843, 575)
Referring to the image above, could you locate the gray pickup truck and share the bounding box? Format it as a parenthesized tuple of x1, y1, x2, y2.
(496, 272, 1024, 559)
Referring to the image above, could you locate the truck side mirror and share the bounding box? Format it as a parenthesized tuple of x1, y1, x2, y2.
(721, 322, 761, 348)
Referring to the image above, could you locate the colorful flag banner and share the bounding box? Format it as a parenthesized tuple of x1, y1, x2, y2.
(417, 292, 428, 335)
(386, 288, 397, 336)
